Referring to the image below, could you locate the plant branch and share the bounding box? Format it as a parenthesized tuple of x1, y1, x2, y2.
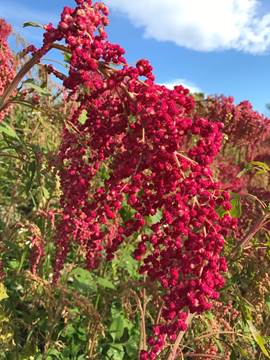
(0, 47, 52, 112)
(232, 213, 270, 258)
(167, 312, 194, 360)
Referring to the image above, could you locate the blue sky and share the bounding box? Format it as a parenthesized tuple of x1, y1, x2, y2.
(2, 0, 270, 114)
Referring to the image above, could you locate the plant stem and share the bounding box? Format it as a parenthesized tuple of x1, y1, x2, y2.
(0, 47, 52, 111)
(232, 213, 270, 258)
(138, 288, 147, 352)
(184, 353, 223, 359)
(167, 313, 194, 360)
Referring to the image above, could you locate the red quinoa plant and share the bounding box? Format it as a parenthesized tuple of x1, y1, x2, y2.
(0, 1, 270, 359)
(0, 19, 15, 122)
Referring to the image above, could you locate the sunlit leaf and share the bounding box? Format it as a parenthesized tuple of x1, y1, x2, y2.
(23, 22, 43, 29)
(230, 195, 242, 218)
(78, 109, 87, 125)
(23, 80, 50, 96)
(247, 320, 270, 358)
(0, 122, 20, 140)
(0, 283, 8, 301)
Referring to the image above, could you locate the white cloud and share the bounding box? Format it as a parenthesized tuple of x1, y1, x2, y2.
(161, 79, 201, 93)
(106, 0, 270, 53)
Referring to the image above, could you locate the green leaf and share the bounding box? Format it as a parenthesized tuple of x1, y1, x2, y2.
(23, 22, 43, 29)
(77, 326, 87, 341)
(23, 80, 50, 96)
(120, 254, 139, 278)
(9, 259, 19, 270)
(99, 164, 110, 180)
(63, 52, 71, 64)
(216, 206, 226, 218)
(230, 196, 242, 218)
(250, 161, 270, 172)
(112, 243, 140, 280)
(237, 161, 270, 178)
(96, 277, 116, 290)
(119, 203, 136, 222)
(46, 348, 62, 358)
(42, 187, 50, 200)
(247, 320, 270, 358)
(266, 296, 270, 313)
(0, 122, 20, 140)
(71, 268, 93, 282)
(237, 346, 250, 359)
(204, 311, 214, 321)
(20, 342, 39, 359)
(71, 267, 97, 292)
(125, 331, 140, 358)
(25, 160, 36, 194)
(128, 115, 136, 124)
(78, 109, 88, 125)
(110, 316, 125, 341)
(107, 344, 125, 360)
(0, 283, 8, 301)
(146, 209, 163, 225)
(64, 324, 76, 337)
(240, 300, 252, 322)
(230, 349, 237, 360)
(221, 273, 241, 291)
